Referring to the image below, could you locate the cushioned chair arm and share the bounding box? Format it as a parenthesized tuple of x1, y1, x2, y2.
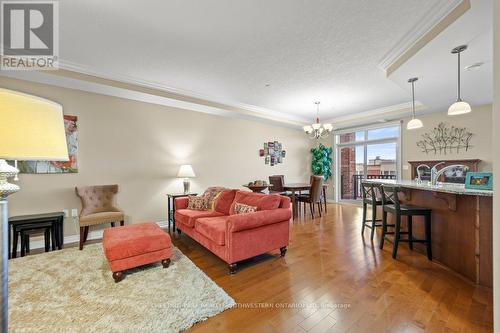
(228, 208, 291, 232)
(174, 197, 189, 209)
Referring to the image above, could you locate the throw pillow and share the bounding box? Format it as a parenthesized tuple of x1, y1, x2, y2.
(234, 202, 257, 214)
(203, 187, 226, 211)
(187, 196, 207, 211)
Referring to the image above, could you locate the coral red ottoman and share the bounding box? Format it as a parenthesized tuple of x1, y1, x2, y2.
(103, 222, 172, 282)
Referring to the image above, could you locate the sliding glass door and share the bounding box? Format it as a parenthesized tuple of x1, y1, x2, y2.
(335, 124, 400, 202)
(339, 145, 364, 200)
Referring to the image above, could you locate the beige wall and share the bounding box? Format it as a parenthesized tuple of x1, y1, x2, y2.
(0, 76, 311, 237)
(401, 104, 492, 179)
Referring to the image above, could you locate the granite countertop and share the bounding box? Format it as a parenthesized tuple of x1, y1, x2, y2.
(363, 179, 493, 197)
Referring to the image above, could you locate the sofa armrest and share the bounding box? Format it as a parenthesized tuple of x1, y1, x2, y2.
(174, 197, 189, 209)
(228, 208, 291, 232)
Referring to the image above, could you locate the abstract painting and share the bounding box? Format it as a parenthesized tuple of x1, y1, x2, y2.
(11, 115, 79, 173)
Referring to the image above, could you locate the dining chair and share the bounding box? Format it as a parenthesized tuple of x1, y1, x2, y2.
(298, 175, 328, 211)
(298, 175, 324, 218)
(268, 175, 290, 195)
(75, 184, 124, 250)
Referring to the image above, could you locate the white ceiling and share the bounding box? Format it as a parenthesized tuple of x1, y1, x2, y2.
(388, 0, 492, 115)
(57, 0, 461, 122)
(0, 0, 492, 126)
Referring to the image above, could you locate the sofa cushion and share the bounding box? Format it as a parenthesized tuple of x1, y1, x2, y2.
(175, 209, 224, 228)
(195, 216, 228, 246)
(214, 189, 237, 215)
(229, 191, 282, 215)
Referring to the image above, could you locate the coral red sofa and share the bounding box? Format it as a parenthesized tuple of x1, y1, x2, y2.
(175, 190, 291, 273)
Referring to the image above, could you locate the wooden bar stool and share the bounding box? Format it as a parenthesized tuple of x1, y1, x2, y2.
(360, 181, 384, 240)
(379, 185, 433, 260)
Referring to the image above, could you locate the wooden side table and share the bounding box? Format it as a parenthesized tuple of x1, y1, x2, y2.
(166, 193, 197, 232)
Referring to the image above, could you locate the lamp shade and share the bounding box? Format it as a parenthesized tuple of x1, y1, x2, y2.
(303, 125, 313, 133)
(0, 89, 68, 160)
(448, 100, 471, 115)
(407, 118, 423, 130)
(177, 164, 196, 178)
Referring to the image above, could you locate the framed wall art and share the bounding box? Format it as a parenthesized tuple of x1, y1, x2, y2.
(260, 141, 285, 166)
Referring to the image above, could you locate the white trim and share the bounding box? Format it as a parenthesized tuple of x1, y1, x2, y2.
(58, 60, 309, 124)
(13, 221, 169, 252)
(377, 0, 463, 74)
(0, 61, 426, 128)
(0, 70, 305, 129)
(324, 102, 424, 128)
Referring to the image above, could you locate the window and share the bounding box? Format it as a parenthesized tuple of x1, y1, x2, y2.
(335, 124, 400, 201)
(367, 126, 399, 140)
(339, 131, 365, 143)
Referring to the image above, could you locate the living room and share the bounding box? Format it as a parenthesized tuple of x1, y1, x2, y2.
(1, 0, 499, 332)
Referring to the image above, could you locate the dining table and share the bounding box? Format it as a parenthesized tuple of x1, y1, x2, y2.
(283, 183, 328, 219)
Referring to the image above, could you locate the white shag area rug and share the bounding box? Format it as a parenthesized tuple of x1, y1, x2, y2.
(9, 243, 235, 332)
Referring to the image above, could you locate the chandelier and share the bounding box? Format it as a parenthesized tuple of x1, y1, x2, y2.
(303, 101, 333, 139)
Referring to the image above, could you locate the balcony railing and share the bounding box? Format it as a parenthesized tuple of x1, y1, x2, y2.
(341, 174, 396, 200)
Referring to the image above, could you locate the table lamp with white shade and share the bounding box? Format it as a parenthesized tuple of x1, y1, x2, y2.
(0, 88, 68, 331)
(177, 164, 196, 194)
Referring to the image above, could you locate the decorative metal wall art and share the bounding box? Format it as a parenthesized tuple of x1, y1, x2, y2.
(416, 122, 473, 154)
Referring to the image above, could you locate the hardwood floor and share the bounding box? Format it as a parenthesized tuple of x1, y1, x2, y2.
(171, 203, 493, 333)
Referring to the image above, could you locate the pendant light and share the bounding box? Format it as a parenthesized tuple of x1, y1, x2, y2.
(448, 45, 471, 115)
(407, 77, 423, 130)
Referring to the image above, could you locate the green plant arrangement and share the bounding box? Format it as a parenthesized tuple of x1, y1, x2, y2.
(311, 143, 333, 181)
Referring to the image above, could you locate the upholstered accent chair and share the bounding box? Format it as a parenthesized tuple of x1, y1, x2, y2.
(75, 185, 124, 250)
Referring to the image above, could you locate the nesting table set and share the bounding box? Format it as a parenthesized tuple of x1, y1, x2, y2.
(8, 212, 64, 259)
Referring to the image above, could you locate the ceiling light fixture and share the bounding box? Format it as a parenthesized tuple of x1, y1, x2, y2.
(303, 102, 333, 139)
(407, 77, 423, 130)
(448, 45, 471, 116)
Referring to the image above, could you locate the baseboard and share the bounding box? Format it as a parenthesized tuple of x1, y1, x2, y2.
(14, 221, 169, 252)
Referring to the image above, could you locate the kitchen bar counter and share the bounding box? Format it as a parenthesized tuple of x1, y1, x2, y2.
(363, 179, 493, 196)
(363, 179, 493, 287)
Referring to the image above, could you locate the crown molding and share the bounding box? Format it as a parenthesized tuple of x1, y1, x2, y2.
(324, 101, 426, 128)
(378, 0, 468, 76)
(57, 60, 309, 124)
(0, 69, 308, 130)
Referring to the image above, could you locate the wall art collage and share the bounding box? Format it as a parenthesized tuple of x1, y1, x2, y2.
(259, 141, 286, 166)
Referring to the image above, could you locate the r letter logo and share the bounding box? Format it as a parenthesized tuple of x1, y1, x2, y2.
(1, 1, 59, 70)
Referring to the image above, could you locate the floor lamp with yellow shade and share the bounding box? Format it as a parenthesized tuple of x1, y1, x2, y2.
(0, 89, 68, 331)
